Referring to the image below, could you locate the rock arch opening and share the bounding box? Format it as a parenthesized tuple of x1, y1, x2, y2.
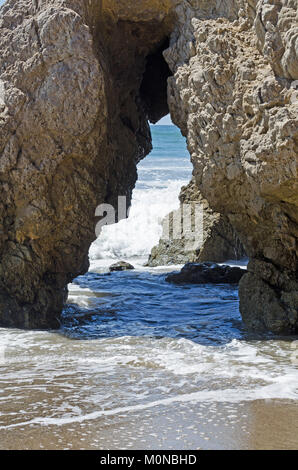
(89, 120, 193, 267)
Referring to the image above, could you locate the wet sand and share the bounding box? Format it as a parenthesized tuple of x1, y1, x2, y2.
(1, 399, 297, 450)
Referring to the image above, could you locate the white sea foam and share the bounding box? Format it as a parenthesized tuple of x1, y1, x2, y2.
(67, 285, 95, 307)
(0, 325, 297, 435)
(1, 331, 297, 422)
(89, 180, 187, 261)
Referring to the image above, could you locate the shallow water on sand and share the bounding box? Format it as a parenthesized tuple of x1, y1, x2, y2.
(0, 265, 297, 449)
(0, 126, 297, 449)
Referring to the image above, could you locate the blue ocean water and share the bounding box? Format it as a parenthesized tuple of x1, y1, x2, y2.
(68, 125, 246, 345)
(137, 125, 191, 189)
(67, 126, 277, 350)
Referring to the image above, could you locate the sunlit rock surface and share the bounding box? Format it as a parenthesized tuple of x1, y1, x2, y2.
(0, 0, 175, 328)
(166, 0, 298, 333)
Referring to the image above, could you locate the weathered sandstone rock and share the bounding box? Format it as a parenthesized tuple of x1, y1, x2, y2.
(166, 262, 246, 284)
(0, 0, 176, 328)
(165, 0, 298, 333)
(0, 0, 297, 333)
(147, 178, 245, 266)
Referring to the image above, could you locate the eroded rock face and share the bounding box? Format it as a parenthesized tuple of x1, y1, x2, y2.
(165, 0, 298, 333)
(147, 178, 245, 267)
(0, 0, 176, 328)
(0, 0, 297, 333)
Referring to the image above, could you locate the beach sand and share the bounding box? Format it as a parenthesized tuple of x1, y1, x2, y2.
(1, 399, 297, 450)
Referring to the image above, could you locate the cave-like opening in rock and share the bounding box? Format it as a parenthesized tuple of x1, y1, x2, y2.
(87, 13, 192, 273)
(140, 38, 172, 124)
(88, 29, 188, 267)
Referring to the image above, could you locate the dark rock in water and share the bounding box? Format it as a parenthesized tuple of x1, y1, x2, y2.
(166, 262, 246, 285)
(109, 261, 135, 272)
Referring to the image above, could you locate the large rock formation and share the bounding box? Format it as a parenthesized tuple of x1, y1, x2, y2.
(0, 0, 297, 333)
(165, 0, 298, 333)
(0, 0, 176, 328)
(147, 178, 245, 266)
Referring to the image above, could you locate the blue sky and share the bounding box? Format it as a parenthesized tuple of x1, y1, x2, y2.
(156, 114, 173, 125)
